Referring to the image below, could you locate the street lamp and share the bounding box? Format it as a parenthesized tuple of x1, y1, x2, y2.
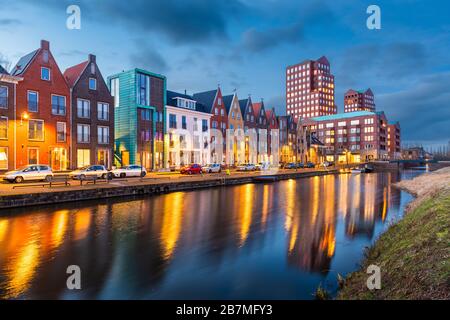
(20, 112, 29, 126)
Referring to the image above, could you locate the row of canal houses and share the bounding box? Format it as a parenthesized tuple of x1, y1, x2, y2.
(0, 40, 303, 172)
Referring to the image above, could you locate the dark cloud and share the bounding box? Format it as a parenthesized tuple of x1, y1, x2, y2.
(378, 72, 450, 143)
(21, 0, 247, 45)
(0, 18, 21, 26)
(242, 23, 303, 53)
(130, 44, 169, 74)
(336, 42, 429, 88)
(240, 1, 337, 53)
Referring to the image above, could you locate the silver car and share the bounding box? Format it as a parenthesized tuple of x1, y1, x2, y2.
(202, 164, 222, 173)
(111, 165, 147, 178)
(69, 165, 109, 180)
(4, 165, 54, 183)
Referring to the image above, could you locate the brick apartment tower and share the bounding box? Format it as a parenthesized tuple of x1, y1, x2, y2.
(344, 88, 375, 113)
(286, 56, 336, 120)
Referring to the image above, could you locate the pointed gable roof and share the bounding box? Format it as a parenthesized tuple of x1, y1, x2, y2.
(11, 49, 39, 76)
(317, 56, 330, 65)
(365, 88, 373, 96)
(63, 61, 89, 88)
(166, 90, 208, 113)
(238, 98, 250, 116)
(0, 65, 8, 75)
(222, 94, 234, 114)
(193, 89, 218, 112)
(252, 102, 263, 117)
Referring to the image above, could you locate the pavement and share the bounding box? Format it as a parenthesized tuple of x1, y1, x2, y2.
(0, 167, 333, 196)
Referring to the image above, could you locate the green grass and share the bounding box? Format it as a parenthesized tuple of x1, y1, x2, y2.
(338, 188, 450, 300)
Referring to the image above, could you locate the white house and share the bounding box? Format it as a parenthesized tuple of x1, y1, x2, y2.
(166, 91, 212, 168)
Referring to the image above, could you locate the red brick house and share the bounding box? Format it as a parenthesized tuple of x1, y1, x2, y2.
(265, 108, 279, 163)
(0, 66, 23, 171)
(64, 54, 114, 169)
(252, 101, 268, 162)
(193, 87, 228, 163)
(11, 40, 71, 170)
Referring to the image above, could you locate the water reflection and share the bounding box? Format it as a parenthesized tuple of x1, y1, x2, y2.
(0, 172, 413, 299)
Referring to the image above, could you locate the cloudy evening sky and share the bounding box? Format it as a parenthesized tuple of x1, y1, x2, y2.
(0, 0, 449, 147)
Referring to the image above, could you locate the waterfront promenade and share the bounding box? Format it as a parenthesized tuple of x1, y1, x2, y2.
(0, 167, 337, 209)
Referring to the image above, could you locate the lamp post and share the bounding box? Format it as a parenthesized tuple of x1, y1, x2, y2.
(20, 112, 29, 126)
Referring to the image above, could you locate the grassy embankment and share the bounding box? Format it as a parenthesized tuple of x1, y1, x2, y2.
(338, 167, 450, 300)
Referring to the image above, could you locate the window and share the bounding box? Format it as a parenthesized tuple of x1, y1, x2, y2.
(77, 99, 90, 118)
(182, 116, 187, 129)
(89, 78, 97, 90)
(169, 114, 177, 129)
(350, 120, 360, 125)
(98, 126, 109, 144)
(28, 148, 39, 165)
(141, 109, 151, 121)
(217, 98, 222, 105)
(0, 147, 8, 169)
(0, 117, 7, 139)
(51, 95, 66, 115)
(77, 124, 90, 143)
(98, 102, 109, 121)
(28, 91, 38, 112)
(111, 78, 120, 107)
(77, 149, 90, 167)
(137, 73, 150, 105)
(202, 119, 208, 132)
(90, 63, 96, 75)
(56, 122, 66, 142)
(41, 67, 50, 81)
(0, 86, 7, 108)
(28, 119, 44, 141)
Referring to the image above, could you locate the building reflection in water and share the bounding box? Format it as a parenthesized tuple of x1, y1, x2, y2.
(0, 172, 404, 299)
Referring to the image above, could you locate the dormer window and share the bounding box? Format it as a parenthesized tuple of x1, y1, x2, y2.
(41, 67, 50, 81)
(176, 98, 196, 110)
(89, 78, 97, 90)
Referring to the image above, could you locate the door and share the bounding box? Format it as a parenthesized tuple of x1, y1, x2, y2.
(28, 148, 39, 165)
(50, 147, 67, 171)
(121, 151, 130, 166)
(97, 149, 109, 168)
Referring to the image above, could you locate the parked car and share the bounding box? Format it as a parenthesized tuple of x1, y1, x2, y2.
(69, 165, 109, 180)
(255, 162, 270, 171)
(237, 163, 256, 171)
(283, 163, 297, 169)
(305, 162, 315, 168)
(203, 164, 221, 173)
(3, 165, 54, 183)
(322, 161, 334, 167)
(180, 164, 202, 175)
(296, 162, 305, 169)
(111, 165, 146, 178)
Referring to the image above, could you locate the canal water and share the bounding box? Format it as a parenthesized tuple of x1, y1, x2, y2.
(0, 171, 420, 299)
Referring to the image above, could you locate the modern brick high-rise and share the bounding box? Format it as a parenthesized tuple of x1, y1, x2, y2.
(286, 56, 336, 121)
(344, 88, 375, 113)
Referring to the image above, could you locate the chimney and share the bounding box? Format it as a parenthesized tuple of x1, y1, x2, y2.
(88, 54, 96, 63)
(41, 40, 50, 50)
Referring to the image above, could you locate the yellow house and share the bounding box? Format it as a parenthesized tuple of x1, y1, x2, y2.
(223, 92, 245, 165)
